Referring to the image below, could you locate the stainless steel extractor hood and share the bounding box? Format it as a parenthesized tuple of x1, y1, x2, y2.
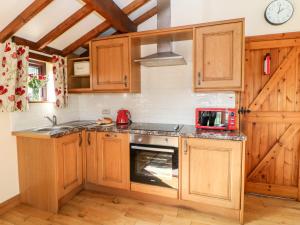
(134, 0, 186, 67)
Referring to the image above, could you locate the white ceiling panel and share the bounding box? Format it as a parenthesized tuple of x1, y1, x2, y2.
(113, 0, 134, 10)
(0, 0, 34, 31)
(129, 0, 157, 21)
(48, 11, 105, 50)
(15, 0, 85, 42)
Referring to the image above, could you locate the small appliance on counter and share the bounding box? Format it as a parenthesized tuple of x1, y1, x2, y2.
(116, 109, 131, 125)
(195, 108, 237, 130)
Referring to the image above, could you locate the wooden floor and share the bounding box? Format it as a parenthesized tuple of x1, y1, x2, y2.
(1, 191, 300, 225)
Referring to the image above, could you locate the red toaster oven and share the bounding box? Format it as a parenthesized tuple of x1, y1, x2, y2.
(195, 108, 237, 130)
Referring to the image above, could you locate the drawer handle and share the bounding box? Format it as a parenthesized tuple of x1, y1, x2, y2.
(87, 133, 91, 145)
(79, 133, 82, 147)
(198, 72, 201, 86)
(184, 140, 188, 155)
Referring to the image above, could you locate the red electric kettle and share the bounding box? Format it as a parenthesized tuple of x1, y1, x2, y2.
(116, 109, 131, 125)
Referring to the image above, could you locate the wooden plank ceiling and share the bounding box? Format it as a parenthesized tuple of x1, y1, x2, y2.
(0, 0, 158, 57)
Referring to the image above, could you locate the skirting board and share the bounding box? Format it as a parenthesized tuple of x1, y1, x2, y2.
(0, 194, 20, 215)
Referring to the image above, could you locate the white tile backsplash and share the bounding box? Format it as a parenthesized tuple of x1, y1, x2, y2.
(77, 61, 235, 125)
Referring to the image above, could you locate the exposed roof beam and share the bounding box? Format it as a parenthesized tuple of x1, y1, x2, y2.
(62, 21, 111, 56)
(29, 52, 52, 62)
(36, 5, 93, 50)
(133, 6, 158, 25)
(12, 36, 63, 56)
(0, 0, 53, 43)
(82, 0, 137, 33)
(122, 0, 151, 14)
(62, 0, 151, 56)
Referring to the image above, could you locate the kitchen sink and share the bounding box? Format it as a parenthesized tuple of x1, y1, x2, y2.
(33, 126, 73, 132)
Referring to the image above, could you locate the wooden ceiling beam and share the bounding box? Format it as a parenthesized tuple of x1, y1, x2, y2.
(0, 0, 53, 43)
(82, 0, 137, 33)
(36, 5, 93, 50)
(12, 36, 63, 56)
(62, 0, 152, 56)
(133, 6, 158, 25)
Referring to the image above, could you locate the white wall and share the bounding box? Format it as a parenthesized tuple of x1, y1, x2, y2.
(0, 113, 19, 203)
(2, 0, 300, 203)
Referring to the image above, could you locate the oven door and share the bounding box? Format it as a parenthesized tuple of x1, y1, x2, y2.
(130, 144, 178, 189)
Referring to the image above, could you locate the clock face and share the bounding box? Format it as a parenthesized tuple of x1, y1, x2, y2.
(265, 0, 294, 25)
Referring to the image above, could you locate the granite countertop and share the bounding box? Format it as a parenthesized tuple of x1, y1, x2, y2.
(13, 121, 246, 141)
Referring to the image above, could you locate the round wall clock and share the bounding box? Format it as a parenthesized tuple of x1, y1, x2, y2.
(265, 0, 294, 25)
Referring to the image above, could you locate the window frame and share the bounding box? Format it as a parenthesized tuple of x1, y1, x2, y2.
(28, 60, 50, 103)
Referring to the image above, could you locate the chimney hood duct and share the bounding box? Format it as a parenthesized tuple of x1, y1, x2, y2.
(134, 0, 186, 67)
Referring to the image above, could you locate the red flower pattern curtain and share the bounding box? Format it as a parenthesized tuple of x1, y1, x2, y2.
(0, 39, 29, 112)
(52, 55, 68, 108)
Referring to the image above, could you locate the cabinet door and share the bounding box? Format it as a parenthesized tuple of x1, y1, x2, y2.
(92, 37, 129, 91)
(86, 131, 98, 184)
(57, 133, 83, 198)
(97, 132, 130, 190)
(181, 138, 242, 209)
(195, 22, 243, 90)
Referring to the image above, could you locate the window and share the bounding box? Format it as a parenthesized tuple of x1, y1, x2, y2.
(28, 60, 55, 103)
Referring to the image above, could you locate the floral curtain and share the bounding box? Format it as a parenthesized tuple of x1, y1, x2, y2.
(0, 39, 29, 112)
(52, 55, 67, 108)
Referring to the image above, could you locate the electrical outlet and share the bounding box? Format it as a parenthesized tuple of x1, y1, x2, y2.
(102, 109, 111, 115)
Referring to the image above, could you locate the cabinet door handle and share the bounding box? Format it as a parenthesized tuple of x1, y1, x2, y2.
(197, 72, 201, 86)
(105, 133, 117, 138)
(87, 133, 91, 145)
(124, 75, 128, 87)
(184, 140, 188, 155)
(79, 133, 82, 147)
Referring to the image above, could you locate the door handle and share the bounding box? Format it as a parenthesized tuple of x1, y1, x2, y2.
(87, 133, 91, 145)
(124, 75, 128, 87)
(184, 140, 188, 155)
(79, 133, 82, 147)
(197, 72, 201, 86)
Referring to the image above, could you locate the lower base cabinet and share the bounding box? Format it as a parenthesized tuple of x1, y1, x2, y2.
(86, 132, 130, 190)
(181, 138, 244, 210)
(16, 132, 84, 212)
(56, 133, 83, 198)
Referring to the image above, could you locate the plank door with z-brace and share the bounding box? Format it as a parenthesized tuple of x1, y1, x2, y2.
(241, 36, 300, 200)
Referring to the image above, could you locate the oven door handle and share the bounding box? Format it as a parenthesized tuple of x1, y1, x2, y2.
(131, 145, 175, 153)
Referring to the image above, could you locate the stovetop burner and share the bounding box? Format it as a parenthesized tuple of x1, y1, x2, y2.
(130, 123, 183, 133)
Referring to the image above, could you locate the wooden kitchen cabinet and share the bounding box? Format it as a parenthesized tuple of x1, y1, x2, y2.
(91, 37, 140, 92)
(16, 132, 84, 213)
(96, 132, 130, 190)
(194, 21, 244, 91)
(181, 138, 244, 210)
(56, 133, 83, 198)
(86, 131, 98, 184)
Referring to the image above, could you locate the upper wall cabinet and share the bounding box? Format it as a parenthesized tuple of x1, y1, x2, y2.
(91, 37, 140, 93)
(194, 21, 244, 91)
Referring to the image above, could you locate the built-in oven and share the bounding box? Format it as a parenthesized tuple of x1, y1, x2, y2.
(130, 134, 178, 189)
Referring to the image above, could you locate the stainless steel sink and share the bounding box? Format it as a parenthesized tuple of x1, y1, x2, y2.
(33, 126, 73, 132)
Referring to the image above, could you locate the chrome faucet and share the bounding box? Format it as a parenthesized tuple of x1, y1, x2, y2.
(45, 115, 57, 126)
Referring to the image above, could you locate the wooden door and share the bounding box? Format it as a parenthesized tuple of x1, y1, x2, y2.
(194, 22, 243, 91)
(97, 132, 130, 190)
(86, 131, 98, 184)
(181, 138, 243, 209)
(242, 34, 300, 199)
(56, 133, 83, 198)
(91, 37, 129, 91)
